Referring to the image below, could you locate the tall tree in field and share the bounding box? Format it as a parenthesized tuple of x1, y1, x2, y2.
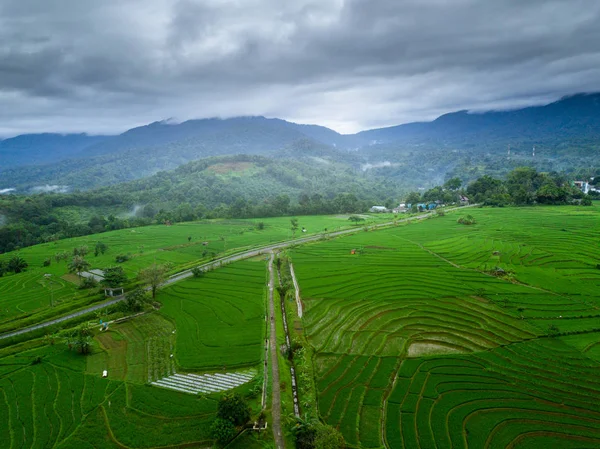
(291, 218, 299, 238)
(68, 256, 91, 278)
(68, 323, 93, 354)
(138, 263, 169, 299)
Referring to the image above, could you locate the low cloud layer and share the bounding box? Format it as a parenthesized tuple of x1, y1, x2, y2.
(30, 185, 69, 193)
(1, 0, 600, 136)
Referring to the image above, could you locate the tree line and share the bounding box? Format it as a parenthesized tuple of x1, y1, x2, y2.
(1, 165, 595, 254)
(404, 167, 596, 207)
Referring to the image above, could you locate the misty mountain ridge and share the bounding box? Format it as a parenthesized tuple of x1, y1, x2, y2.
(357, 92, 600, 145)
(1, 93, 599, 192)
(0, 133, 108, 169)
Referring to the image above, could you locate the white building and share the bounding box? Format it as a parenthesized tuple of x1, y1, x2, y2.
(573, 181, 590, 194)
(370, 206, 389, 213)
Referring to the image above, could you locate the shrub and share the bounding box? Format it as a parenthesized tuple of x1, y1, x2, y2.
(210, 418, 236, 446)
(115, 254, 130, 263)
(314, 424, 345, 448)
(73, 245, 89, 257)
(123, 288, 149, 312)
(79, 277, 98, 289)
(292, 419, 345, 449)
(191, 267, 204, 278)
(94, 241, 108, 256)
(348, 215, 365, 223)
(42, 258, 51, 267)
(457, 214, 476, 225)
(216, 393, 250, 426)
(256, 221, 265, 230)
(547, 324, 560, 337)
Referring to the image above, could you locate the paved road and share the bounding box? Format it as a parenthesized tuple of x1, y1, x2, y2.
(0, 205, 476, 341)
(267, 253, 285, 449)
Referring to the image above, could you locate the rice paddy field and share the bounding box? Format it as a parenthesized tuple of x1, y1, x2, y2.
(291, 206, 600, 448)
(0, 344, 217, 449)
(0, 213, 389, 333)
(2, 205, 599, 448)
(158, 259, 267, 370)
(0, 259, 268, 448)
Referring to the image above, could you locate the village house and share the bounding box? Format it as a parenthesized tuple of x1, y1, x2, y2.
(572, 180, 590, 194)
(392, 203, 407, 213)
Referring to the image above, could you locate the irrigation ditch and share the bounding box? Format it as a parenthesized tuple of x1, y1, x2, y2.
(275, 255, 300, 418)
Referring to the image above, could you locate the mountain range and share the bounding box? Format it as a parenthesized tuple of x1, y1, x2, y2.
(1, 93, 600, 192)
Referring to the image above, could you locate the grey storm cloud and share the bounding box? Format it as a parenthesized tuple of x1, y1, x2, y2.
(1, 0, 600, 136)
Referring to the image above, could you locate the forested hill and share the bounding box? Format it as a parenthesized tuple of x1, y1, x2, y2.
(0, 117, 357, 191)
(357, 93, 600, 150)
(0, 153, 398, 252)
(0, 117, 347, 173)
(0, 133, 108, 169)
(2, 93, 600, 193)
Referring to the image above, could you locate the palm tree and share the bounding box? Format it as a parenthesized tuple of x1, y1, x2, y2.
(68, 256, 91, 278)
(65, 323, 92, 354)
(7, 255, 28, 273)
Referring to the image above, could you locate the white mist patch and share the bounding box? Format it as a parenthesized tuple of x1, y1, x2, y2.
(309, 156, 330, 165)
(0, 188, 16, 194)
(31, 185, 69, 193)
(131, 204, 143, 217)
(120, 204, 144, 218)
(361, 161, 397, 171)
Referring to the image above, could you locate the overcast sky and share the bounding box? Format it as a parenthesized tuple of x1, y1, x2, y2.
(1, 0, 600, 137)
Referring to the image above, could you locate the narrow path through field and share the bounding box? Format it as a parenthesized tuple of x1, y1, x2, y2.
(268, 253, 285, 449)
(0, 204, 478, 341)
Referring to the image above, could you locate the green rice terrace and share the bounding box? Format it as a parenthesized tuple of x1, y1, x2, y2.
(0, 213, 389, 335)
(290, 206, 600, 448)
(1, 206, 600, 448)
